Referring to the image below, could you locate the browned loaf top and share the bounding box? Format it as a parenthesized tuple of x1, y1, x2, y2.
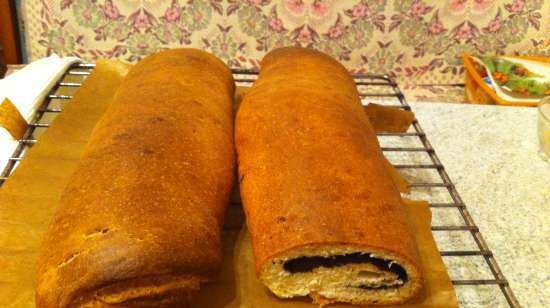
(36, 49, 235, 307)
(235, 47, 423, 305)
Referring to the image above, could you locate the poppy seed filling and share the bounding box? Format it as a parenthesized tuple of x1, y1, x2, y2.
(282, 252, 408, 289)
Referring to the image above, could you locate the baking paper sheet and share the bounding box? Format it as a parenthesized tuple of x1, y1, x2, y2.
(0, 98, 27, 140)
(364, 103, 415, 133)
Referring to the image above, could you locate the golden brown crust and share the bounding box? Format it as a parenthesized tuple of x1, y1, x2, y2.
(235, 47, 423, 302)
(36, 49, 235, 307)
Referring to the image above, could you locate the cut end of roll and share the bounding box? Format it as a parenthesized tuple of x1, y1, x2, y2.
(259, 246, 423, 306)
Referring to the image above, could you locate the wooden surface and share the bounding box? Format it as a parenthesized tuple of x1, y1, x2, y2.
(0, 0, 21, 64)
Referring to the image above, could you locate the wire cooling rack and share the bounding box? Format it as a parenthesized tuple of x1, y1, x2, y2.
(0, 63, 519, 307)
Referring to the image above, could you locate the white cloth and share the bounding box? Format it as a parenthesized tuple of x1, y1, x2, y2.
(0, 54, 81, 176)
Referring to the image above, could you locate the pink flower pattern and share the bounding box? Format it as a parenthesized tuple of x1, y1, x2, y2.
(473, 0, 492, 12)
(297, 26, 313, 45)
(487, 17, 502, 32)
(247, 0, 263, 6)
(268, 16, 283, 32)
(33, 0, 548, 103)
(164, 4, 181, 22)
(284, 0, 305, 14)
(457, 23, 474, 41)
(410, 1, 429, 17)
(131, 9, 153, 30)
(509, 0, 524, 13)
(312, 0, 330, 17)
(428, 20, 444, 34)
(327, 24, 343, 39)
(104, 1, 121, 20)
(351, 3, 369, 19)
(448, 0, 467, 13)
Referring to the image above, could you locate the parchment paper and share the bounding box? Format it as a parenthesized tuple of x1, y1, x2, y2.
(0, 98, 27, 139)
(0, 60, 130, 307)
(0, 62, 456, 308)
(364, 103, 415, 133)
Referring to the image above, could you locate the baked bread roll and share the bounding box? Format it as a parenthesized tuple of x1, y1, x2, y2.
(235, 47, 423, 306)
(36, 49, 235, 307)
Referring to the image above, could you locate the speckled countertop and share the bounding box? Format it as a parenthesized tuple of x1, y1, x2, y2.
(408, 102, 549, 308)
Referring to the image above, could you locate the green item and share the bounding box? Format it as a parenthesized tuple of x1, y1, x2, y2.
(495, 59, 514, 75)
(483, 56, 549, 96)
(482, 57, 496, 73)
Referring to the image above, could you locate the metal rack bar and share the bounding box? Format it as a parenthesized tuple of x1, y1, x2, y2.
(429, 202, 466, 208)
(375, 104, 412, 110)
(58, 82, 82, 87)
(28, 123, 50, 128)
(0, 64, 519, 307)
(0, 66, 76, 185)
(382, 74, 520, 308)
(432, 226, 479, 231)
(359, 93, 401, 97)
(393, 164, 443, 169)
(440, 250, 493, 256)
(355, 81, 396, 86)
(39, 107, 62, 113)
(377, 132, 425, 137)
(453, 279, 509, 286)
(381, 147, 433, 152)
(67, 71, 90, 76)
(48, 94, 73, 100)
(75, 63, 96, 69)
(409, 182, 451, 188)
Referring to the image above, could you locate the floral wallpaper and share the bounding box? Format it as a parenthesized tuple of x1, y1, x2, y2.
(21, 0, 549, 101)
